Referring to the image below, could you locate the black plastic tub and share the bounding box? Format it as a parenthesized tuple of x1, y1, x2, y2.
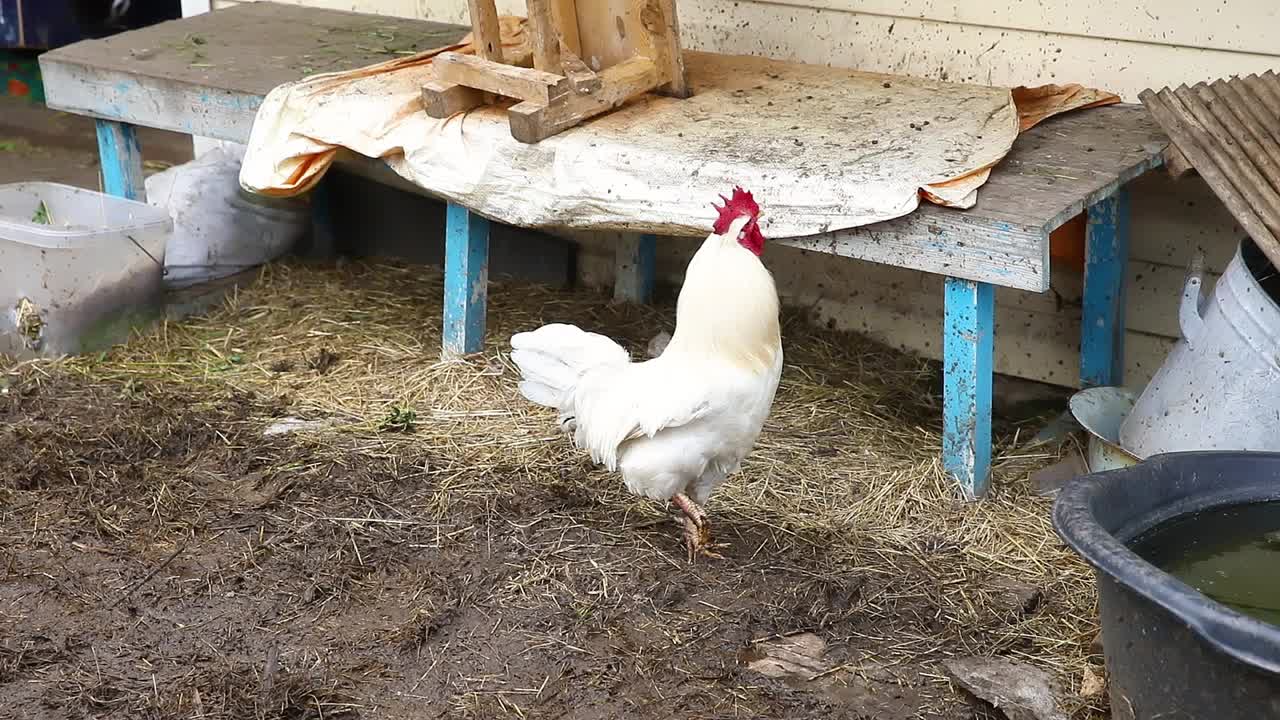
(1053, 452, 1280, 720)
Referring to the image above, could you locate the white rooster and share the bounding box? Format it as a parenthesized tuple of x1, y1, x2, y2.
(510, 188, 782, 560)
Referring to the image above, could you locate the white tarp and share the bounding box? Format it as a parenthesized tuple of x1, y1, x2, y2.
(240, 16, 1116, 239)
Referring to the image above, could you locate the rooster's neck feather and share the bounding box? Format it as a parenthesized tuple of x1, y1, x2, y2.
(665, 219, 781, 372)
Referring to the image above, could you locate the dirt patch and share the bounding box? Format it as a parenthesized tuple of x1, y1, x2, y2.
(0, 259, 1101, 719)
(0, 371, 1015, 720)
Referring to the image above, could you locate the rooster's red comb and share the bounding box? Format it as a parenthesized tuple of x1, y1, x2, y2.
(712, 187, 760, 234)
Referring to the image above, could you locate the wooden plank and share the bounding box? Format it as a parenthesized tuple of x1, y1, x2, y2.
(781, 210, 1048, 292)
(1080, 189, 1131, 387)
(443, 202, 490, 357)
(526, 0, 561, 72)
(434, 51, 571, 104)
(465, 0, 504, 62)
(41, 60, 263, 142)
(94, 120, 145, 201)
(179, 0, 215, 158)
(575, 0, 633, 71)
(559, 47, 601, 94)
(948, 105, 1166, 232)
(773, 257, 1180, 389)
(646, 0, 688, 98)
(422, 80, 484, 117)
(553, 0, 581, 56)
(942, 277, 994, 499)
(774, 104, 1161, 292)
(307, 175, 338, 259)
(507, 57, 659, 143)
(563, 0, 685, 97)
(39, 2, 468, 100)
(614, 234, 657, 303)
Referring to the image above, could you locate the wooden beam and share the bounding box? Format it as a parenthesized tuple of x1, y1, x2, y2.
(553, 0, 581, 56)
(614, 234, 656, 303)
(526, 0, 561, 72)
(421, 80, 484, 118)
(507, 57, 658, 143)
(443, 203, 490, 357)
(465, 0, 504, 62)
(94, 119, 145, 200)
(434, 51, 571, 104)
(575, 0, 632, 71)
(1080, 189, 1131, 388)
(307, 176, 337, 259)
(942, 276, 995, 500)
(559, 46, 601, 94)
(644, 0, 688, 98)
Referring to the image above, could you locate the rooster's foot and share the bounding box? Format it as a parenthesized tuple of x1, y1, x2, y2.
(673, 493, 725, 562)
(682, 516, 726, 562)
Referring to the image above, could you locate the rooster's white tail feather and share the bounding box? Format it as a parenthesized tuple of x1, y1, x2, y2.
(509, 324, 630, 412)
(517, 379, 564, 408)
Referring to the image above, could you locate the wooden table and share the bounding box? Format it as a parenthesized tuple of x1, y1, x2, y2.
(38, 2, 1167, 499)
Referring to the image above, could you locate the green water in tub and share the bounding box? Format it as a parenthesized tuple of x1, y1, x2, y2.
(1131, 501, 1280, 627)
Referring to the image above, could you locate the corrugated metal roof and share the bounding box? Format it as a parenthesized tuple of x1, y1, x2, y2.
(1140, 71, 1280, 269)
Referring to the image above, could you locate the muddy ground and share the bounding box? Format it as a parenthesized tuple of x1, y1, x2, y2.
(0, 369, 1046, 720)
(1, 96, 1084, 720)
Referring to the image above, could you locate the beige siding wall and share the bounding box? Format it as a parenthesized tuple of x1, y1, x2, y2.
(678, 1, 1278, 102)
(218, 0, 1276, 387)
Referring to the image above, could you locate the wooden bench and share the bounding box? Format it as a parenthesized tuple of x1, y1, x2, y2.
(37, 2, 1167, 498)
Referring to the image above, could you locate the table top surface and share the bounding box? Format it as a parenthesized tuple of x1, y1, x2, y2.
(52, 2, 468, 97)
(39, 1, 1168, 291)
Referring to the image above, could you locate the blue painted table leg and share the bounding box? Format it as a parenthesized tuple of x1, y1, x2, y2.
(443, 203, 490, 357)
(1081, 189, 1132, 387)
(94, 119, 144, 201)
(614, 234, 657, 303)
(307, 176, 338, 259)
(943, 276, 995, 499)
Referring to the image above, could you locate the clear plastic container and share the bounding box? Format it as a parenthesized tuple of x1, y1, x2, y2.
(0, 182, 172, 358)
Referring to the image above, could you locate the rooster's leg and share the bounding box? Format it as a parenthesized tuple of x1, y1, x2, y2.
(672, 493, 724, 562)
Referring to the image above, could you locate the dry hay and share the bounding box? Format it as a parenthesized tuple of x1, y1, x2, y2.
(7, 259, 1101, 716)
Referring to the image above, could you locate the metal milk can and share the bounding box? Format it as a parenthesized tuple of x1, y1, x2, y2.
(1120, 238, 1280, 457)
